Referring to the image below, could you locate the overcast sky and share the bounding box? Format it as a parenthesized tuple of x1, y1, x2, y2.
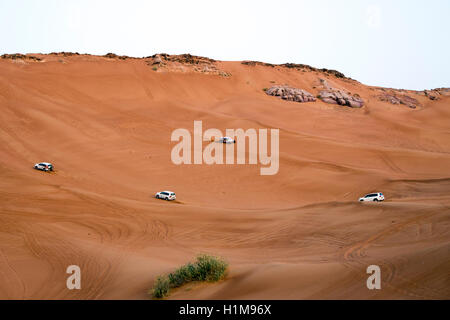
(1, 0, 449, 90)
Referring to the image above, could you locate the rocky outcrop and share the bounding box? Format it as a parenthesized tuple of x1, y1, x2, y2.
(146, 53, 230, 77)
(50, 52, 80, 57)
(242, 60, 275, 67)
(1, 54, 42, 61)
(242, 61, 348, 79)
(422, 89, 450, 100)
(378, 93, 420, 109)
(319, 89, 364, 108)
(266, 86, 316, 103)
(425, 91, 438, 100)
(434, 88, 450, 96)
(148, 53, 216, 65)
(104, 53, 130, 60)
(282, 64, 346, 78)
(152, 54, 163, 65)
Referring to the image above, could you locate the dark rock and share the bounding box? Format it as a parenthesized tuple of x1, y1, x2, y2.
(242, 60, 275, 67)
(1, 53, 42, 61)
(165, 54, 215, 64)
(104, 53, 129, 60)
(242, 61, 348, 78)
(50, 52, 80, 57)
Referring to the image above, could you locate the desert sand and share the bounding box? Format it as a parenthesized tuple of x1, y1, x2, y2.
(0, 53, 449, 299)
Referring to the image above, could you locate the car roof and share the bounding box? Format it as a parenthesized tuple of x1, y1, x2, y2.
(161, 190, 175, 193)
(40, 162, 52, 165)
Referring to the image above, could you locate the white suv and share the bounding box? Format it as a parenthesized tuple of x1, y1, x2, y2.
(34, 162, 54, 172)
(155, 191, 176, 201)
(359, 192, 385, 202)
(218, 137, 236, 144)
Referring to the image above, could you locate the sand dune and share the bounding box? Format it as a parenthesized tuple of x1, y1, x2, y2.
(0, 53, 449, 299)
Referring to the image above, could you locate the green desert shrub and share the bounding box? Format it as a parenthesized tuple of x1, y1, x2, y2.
(168, 263, 195, 287)
(150, 254, 228, 299)
(151, 276, 170, 299)
(195, 254, 228, 282)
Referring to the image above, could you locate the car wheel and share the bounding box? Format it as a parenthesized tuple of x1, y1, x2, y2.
(374, 199, 379, 202)
(156, 195, 159, 199)
(166, 197, 170, 201)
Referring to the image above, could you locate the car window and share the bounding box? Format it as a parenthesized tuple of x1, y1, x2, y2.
(170, 193, 175, 196)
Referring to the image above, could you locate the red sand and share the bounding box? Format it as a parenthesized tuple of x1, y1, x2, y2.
(0, 54, 449, 299)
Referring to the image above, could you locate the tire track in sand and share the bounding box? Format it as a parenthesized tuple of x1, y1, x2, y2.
(341, 205, 448, 299)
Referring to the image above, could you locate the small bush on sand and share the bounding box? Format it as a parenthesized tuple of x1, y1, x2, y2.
(262, 88, 268, 92)
(150, 254, 228, 299)
(151, 276, 170, 299)
(195, 254, 228, 282)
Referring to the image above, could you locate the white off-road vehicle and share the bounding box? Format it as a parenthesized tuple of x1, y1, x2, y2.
(155, 191, 176, 201)
(34, 162, 54, 172)
(218, 137, 236, 144)
(359, 192, 385, 202)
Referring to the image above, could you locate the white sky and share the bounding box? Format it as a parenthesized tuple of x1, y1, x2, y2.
(1, 0, 449, 90)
